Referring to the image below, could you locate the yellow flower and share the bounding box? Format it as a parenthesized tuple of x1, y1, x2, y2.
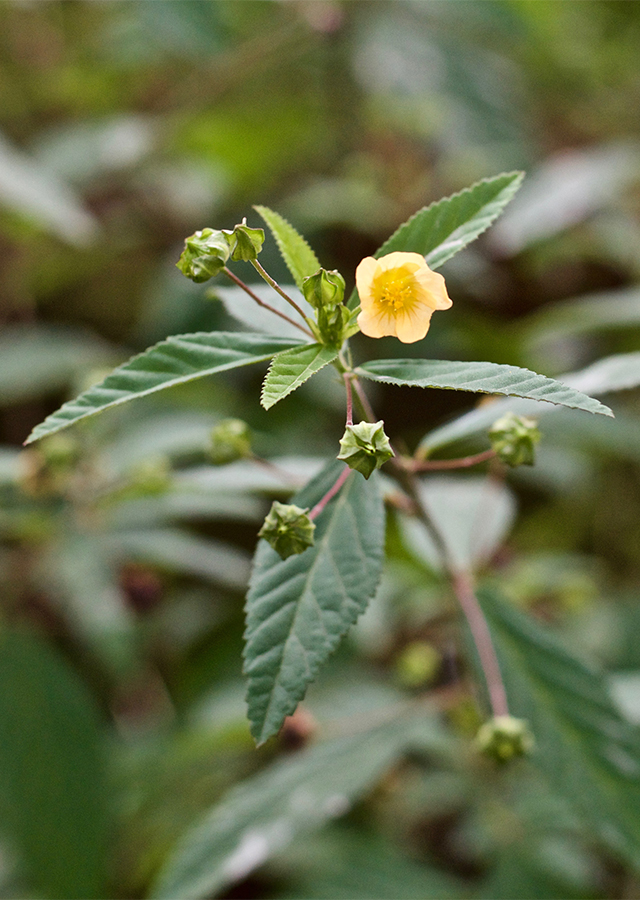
(355, 251, 452, 343)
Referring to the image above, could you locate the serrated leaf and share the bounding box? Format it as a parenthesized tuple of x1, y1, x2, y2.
(152, 707, 448, 900)
(477, 587, 640, 869)
(244, 459, 385, 745)
(254, 205, 321, 289)
(418, 351, 637, 456)
(347, 172, 523, 308)
(261, 343, 338, 410)
(0, 630, 108, 898)
(25, 333, 303, 444)
(356, 358, 612, 417)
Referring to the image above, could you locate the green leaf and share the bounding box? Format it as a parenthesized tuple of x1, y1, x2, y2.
(477, 587, 640, 869)
(0, 630, 108, 898)
(244, 459, 385, 745)
(356, 358, 613, 417)
(254, 205, 321, 289)
(25, 332, 303, 444)
(418, 351, 637, 456)
(152, 707, 448, 900)
(261, 343, 338, 410)
(347, 172, 523, 308)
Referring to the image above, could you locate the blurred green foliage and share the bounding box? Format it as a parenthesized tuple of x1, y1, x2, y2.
(2, 2, 640, 898)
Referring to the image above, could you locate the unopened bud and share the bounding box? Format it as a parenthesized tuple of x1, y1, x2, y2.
(176, 228, 230, 283)
(476, 715, 534, 763)
(209, 418, 252, 465)
(337, 420, 394, 479)
(302, 268, 345, 310)
(489, 413, 540, 467)
(258, 501, 316, 560)
(223, 219, 265, 261)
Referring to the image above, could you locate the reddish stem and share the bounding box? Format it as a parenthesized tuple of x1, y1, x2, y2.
(222, 268, 313, 337)
(408, 448, 497, 472)
(452, 571, 509, 717)
(309, 466, 351, 520)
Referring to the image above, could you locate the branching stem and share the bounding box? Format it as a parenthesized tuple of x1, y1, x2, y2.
(250, 259, 309, 322)
(222, 268, 313, 337)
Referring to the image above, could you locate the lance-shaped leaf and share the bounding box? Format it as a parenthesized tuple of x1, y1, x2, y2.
(152, 708, 450, 900)
(25, 333, 303, 444)
(254, 205, 321, 289)
(348, 172, 523, 308)
(261, 343, 338, 410)
(356, 358, 612, 417)
(244, 460, 385, 745)
(477, 587, 640, 870)
(417, 350, 639, 456)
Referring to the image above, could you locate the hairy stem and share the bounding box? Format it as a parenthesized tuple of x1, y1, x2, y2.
(250, 259, 309, 321)
(222, 268, 313, 337)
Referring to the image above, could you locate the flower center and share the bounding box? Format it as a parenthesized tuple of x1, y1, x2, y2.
(375, 273, 413, 311)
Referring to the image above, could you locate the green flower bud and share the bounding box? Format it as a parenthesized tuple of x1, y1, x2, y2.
(176, 228, 230, 283)
(476, 715, 534, 763)
(258, 501, 316, 560)
(209, 418, 252, 465)
(489, 412, 541, 467)
(395, 641, 441, 689)
(223, 219, 265, 261)
(337, 420, 394, 479)
(308, 304, 352, 349)
(302, 268, 345, 310)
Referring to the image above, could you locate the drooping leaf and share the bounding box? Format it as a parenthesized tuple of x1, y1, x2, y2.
(418, 351, 637, 456)
(152, 707, 449, 900)
(0, 630, 108, 898)
(261, 343, 338, 410)
(254, 205, 321, 289)
(477, 587, 640, 870)
(25, 333, 303, 444)
(356, 358, 612, 416)
(347, 172, 523, 307)
(244, 459, 385, 745)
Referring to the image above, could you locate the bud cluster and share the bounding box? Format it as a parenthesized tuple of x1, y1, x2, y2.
(176, 221, 265, 283)
(303, 268, 357, 349)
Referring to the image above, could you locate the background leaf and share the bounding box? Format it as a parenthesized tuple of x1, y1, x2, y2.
(0, 630, 108, 898)
(213, 283, 313, 339)
(261, 344, 338, 410)
(152, 707, 449, 900)
(26, 333, 303, 444)
(254, 205, 321, 289)
(478, 587, 640, 870)
(244, 459, 385, 745)
(357, 358, 612, 416)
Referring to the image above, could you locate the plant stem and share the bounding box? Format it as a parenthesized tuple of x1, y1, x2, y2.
(344, 374, 353, 426)
(406, 448, 497, 472)
(351, 375, 376, 423)
(250, 259, 308, 321)
(391, 463, 509, 719)
(452, 571, 509, 717)
(222, 268, 313, 338)
(309, 465, 351, 520)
